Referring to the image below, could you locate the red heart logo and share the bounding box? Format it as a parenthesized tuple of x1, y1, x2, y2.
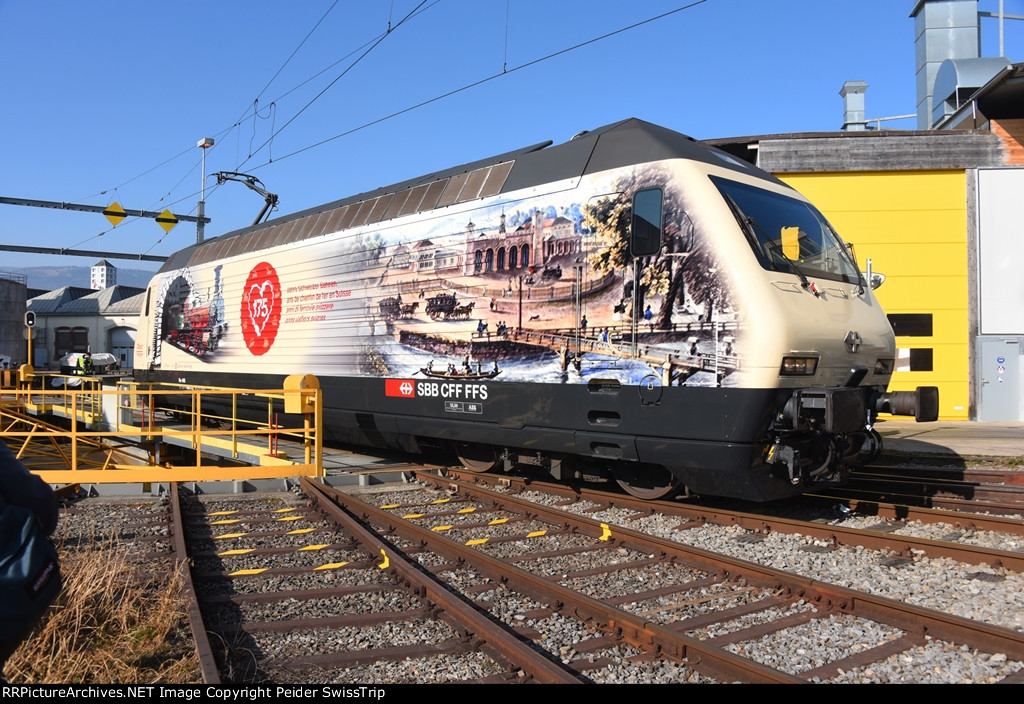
(241, 262, 280, 355)
(248, 280, 276, 336)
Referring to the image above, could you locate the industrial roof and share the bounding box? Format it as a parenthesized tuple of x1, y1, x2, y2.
(28, 285, 144, 316)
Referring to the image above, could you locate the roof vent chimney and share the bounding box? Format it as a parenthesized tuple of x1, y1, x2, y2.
(911, 1, 981, 129)
(840, 80, 869, 131)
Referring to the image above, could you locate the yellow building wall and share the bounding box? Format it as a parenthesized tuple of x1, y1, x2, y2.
(781, 171, 968, 419)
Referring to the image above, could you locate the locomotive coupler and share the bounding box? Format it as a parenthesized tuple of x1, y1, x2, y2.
(767, 442, 801, 485)
(781, 387, 867, 434)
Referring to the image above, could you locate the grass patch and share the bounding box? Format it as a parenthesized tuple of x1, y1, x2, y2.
(5, 532, 202, 684)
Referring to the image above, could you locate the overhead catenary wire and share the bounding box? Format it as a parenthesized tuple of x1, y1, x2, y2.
(67, 1, 435, 255)
(126, 0, 706, 205)
(77, 1, 346, 208)
(231, 0, 435, 175)
(245, 0, 342, 116)
(52, 1, 709, 257)
(243, 1, 708, 168)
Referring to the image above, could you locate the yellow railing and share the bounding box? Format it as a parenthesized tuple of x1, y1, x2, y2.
(0, 374, 323, 485)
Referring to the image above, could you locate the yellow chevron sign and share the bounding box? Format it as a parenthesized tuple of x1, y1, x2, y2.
(156, 209, 178, 233)
(103, 202, 126, 227)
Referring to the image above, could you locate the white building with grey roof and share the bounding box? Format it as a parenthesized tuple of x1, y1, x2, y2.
(26, 284, 144, 370)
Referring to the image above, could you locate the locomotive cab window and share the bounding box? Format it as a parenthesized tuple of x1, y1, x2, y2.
(712, 176, 860, 285)
(630, 188, 663, 257)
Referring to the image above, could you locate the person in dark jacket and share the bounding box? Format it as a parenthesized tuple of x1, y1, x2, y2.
(0, 439, 59, 681)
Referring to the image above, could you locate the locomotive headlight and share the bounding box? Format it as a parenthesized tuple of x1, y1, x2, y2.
(874, 358, 894, 375)
(780, 356, 819, 376)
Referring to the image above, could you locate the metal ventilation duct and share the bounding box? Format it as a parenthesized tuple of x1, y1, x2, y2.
(840, 80, 869, 131)
(931, 56, 1012, 124)
(911, 0, 981, 129)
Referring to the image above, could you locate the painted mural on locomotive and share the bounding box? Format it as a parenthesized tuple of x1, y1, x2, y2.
(144, 160, 753, 387)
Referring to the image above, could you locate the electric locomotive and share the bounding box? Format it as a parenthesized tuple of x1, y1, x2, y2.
(133, 118, 937, 501)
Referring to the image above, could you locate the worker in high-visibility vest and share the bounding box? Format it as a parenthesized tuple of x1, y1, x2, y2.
(77, 352, 94, 376)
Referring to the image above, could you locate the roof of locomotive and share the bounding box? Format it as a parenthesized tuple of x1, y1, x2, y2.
(158, 118, 777, 274)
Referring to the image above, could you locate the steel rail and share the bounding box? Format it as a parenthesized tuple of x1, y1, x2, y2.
(182, 493, 527, 678)
(808, 490, 1024, 531)
(298, 477, 581, 684)
(843, 474, 1024, 504)
(822, 485, 1024, 516)
(416, 472, 1024, 665)
(170, 483, 222, 684)
(862, 463, 1024, 486)
(442, 469, 1024, 571)
(308, 478, 807, 684)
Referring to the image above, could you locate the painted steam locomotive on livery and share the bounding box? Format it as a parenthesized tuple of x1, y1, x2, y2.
(134, 118, 937, 501)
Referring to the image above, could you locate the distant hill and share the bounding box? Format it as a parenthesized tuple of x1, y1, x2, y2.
(7, 265, 158, 294)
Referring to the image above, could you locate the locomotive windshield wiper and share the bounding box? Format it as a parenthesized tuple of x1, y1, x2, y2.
(758, 232, 814, 290)
(841, 241, 868, 296)
(723, 194, 813, 289)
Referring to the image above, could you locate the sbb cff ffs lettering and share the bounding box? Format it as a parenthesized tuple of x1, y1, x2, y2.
(416, 382, 488, 400)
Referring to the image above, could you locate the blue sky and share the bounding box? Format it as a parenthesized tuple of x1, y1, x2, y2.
(2, 0, 1022, 277)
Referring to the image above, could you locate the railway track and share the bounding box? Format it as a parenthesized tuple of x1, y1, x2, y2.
(164, 474, 1022, 683)
(440, 469, 1024, 571)
(172, 483, 579, 684)
(325, 474, 1024, 682)
(832, 459, 1024, 516)
(50, 459, 1024, 684)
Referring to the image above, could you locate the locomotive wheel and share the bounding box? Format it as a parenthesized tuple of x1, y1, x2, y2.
(612, 464, 682, 500)
(454, 442, 499, 473)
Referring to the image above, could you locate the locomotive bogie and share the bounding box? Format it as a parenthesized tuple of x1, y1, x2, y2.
(133, 119, 935, 501)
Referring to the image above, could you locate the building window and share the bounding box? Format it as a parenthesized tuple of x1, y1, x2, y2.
(888, 313, 933, 337)
(900, 348, 934, 372)
(54, 327, 72, 361)
(72, 326, 89, 353)
(56, 326, 90, 359)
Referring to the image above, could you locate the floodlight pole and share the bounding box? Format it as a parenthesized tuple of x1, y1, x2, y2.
(197, 137, 214, 243)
